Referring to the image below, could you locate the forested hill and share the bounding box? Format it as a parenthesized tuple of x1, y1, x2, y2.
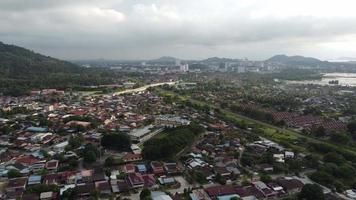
(0, 42, 120, 96)
(0, 42, 82, 77)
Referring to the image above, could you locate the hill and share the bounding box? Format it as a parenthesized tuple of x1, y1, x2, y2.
(0, 42, 120, 96)
(146, 56, 179, 65)
(202, 57, 241, 63)
(267, 55, 322, 65)
(0, 42, 83, 77)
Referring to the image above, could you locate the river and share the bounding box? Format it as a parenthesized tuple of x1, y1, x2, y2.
(286, 73, 356, 87)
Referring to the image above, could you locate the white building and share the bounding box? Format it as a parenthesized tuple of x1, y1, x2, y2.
(180, 64, 189, 72)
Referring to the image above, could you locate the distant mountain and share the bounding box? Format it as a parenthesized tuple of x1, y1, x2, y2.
(147, 56, 179, 65)
(267, 55, 322, 65)
(202, 57, 241, 63)
(328, 57, 356, 63)
(0, 42, 120, 96)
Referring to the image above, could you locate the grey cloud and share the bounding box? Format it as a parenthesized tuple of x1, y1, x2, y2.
(1, 0, 356, 60)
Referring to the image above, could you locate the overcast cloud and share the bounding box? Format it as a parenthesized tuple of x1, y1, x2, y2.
(1, 0, 356, 60)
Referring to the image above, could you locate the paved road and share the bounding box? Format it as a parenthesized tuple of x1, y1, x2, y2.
(138, 128, 164, 146)
(114, 81, 176, 95)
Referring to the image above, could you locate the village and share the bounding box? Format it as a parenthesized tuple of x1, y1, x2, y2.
(1, 76, 354, 200)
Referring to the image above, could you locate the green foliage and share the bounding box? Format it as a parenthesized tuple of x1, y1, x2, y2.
(142, 124, 204, 160)
(309, 171, 334, 187)
(260, 174, 272, 183)
(0, 42, 128, 96)
(214, 173, 226, 185)
(82, 144, 99, 164)
(25, 184, 59, 195)
(329, 132, 350, 144)
(66, 134, 84, 150)
(101, 132, 131, 151)
(298, 184, 324, 200)
(323, 152, 345, 165)
(105, 156, 124, 167)
(140, 188, 151, 200)
(7, 169, 22, 178)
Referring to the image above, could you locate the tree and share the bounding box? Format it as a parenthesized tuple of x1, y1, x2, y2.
(298, 184, 324, 200)
(7, 169, 22, 178)
(84, 151, 97, 164)
(312, 126, 325, 137)
(105, 156, 115, 167)
(347, 121, 356, 134)
(260, 174, 272, 183)
(329, 132, 350, 144)
(309, 171, 334, 187)
(101, 133, 131, 151)
(323, 152, 345, 165)
(140, 188, 151, 200)
(214, 173, 226, 185)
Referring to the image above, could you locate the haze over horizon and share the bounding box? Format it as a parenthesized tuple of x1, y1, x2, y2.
(1, 0, 356, 61)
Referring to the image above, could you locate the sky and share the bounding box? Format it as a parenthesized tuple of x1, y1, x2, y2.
(1, 0, 356, 60)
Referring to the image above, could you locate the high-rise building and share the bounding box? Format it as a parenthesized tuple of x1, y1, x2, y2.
(180, 64, 189, 72)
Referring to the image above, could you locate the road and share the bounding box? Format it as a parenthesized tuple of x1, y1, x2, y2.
(114, 81, 176, 95)
(137, 128, 164, 146)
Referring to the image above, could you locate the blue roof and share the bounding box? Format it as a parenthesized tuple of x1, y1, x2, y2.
(28, 175, 42, 182)
(136, 164, 147, 172)
(26, 127, 47, 132)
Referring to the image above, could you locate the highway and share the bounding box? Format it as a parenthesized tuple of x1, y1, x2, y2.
(114, 81, 176, 95)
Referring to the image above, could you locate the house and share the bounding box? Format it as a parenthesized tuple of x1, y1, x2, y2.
(45, 160, 59, 172)
(76, 183, 95, 198)
(151, 191, 173, 200)
(28, 175, 42, 185)
(122, 164, 136, 174)
(16, 155, 40, 167)
(142, 174, 158, 189)
(164, 162, 181, 175)
(6, 177, 28, 193)
(273, 154, 285, 163)
(53, 141, 68, 153)
(253, 181, 278, 198)
(158, 176, 176, 186)
(258, 164, 274, 173)
(122, 153, 143, 163)
(189, 189, 212, 200)
(92, 168, 106, 182)
(66, 121, 91, 129)
(95, 180, 112, 195)
(26, 127, 48, 133)
(22, 193, 39, 200)
(276, 177, 304, 194)
(235, 185, 264, 199)
(267, 182, 286, 196)
(285, 151, 295, 159)
(136, 164, 148, 174)
(77, 170, 93, 184)
(40, 191, 58, 200)
(126, 173, 144, 188)
(30, 162, 46, 172)
(151, 161, 165, 175)
(111, 180, 130, 193)
(214, 167, 231, 178)
(205, 185, 237, 199)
